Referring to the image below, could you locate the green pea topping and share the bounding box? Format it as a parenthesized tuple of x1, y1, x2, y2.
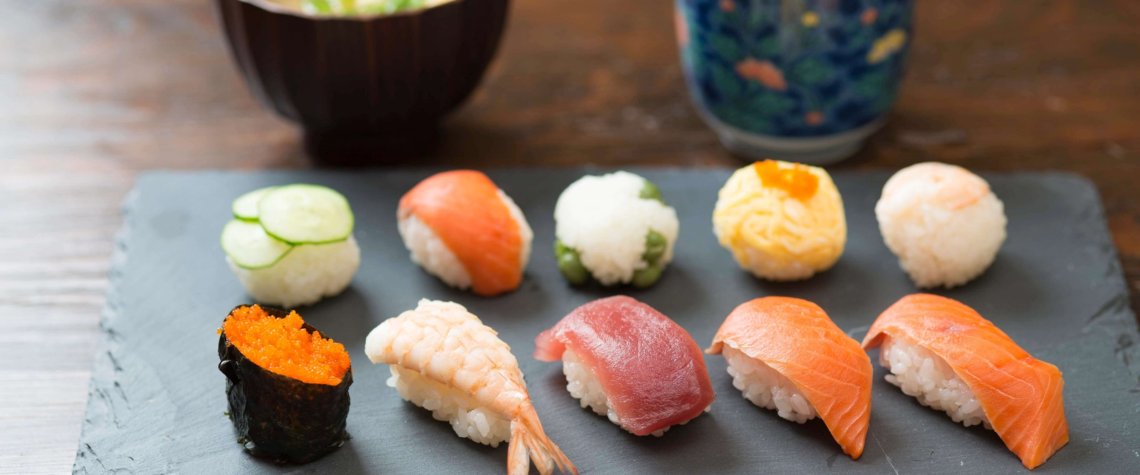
(554, 240, 590, 285)
(639, 179, 665, 203)
(642, 230, 668, 264)
(631, 263, 664, 288)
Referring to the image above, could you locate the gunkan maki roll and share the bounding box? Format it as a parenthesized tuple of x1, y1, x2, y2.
(217, 305, 351, 463)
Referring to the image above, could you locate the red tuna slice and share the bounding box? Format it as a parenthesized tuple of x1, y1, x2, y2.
(535, 296, 716, 435)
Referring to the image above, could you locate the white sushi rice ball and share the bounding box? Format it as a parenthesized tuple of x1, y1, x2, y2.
(398, 191, 532, 291)
(722, 346, 817, 424)
(878, 336, 990, 428)
(561, 350, 707, 437)
(554, 171, 679, 285)
(875, 162, 1007, 288)
(227, 236, 360, 308)
(387, 365, 513, 447)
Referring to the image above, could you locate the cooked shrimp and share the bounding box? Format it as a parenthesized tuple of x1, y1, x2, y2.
(364, 299, 576, 475)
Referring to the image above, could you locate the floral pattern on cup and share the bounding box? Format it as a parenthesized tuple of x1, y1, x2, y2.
(676, 0, 914, 138)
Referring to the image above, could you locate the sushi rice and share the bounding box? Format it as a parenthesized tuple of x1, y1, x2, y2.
(554, 171, 678, 285)
(561, 350, 707, 437)
(227, 236, 360, 308)
(399, 190, 532, 291)
(722, 346, 817, 424)
(878, 336, 989, 428)
(387, 365, 513, 447)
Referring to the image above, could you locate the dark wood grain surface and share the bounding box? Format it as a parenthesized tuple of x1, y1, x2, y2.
(1, 1, 1136, 472)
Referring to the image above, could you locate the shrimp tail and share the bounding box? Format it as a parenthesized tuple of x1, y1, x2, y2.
(507, 404, 577, 475)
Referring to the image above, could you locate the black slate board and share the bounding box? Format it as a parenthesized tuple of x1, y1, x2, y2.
(74, 169, 1140, 474)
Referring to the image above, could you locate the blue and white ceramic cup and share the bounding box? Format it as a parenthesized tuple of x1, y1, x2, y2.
(676, 0, 913, 164)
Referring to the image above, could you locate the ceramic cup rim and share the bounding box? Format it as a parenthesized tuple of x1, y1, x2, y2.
(233, 0, 465, 21)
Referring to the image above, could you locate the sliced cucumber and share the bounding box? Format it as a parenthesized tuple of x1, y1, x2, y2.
(257, 184, 354, 245)
(221, 220, 294, 269)
(231, 186, 277, 222)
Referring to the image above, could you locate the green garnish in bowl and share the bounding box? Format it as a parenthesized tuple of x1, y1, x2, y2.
(301, 0, 441, 15)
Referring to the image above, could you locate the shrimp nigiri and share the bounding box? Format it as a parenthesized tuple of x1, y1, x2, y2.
(398, 170, 533, 297)
(364, 299, 575, 475)
(706, 297, 872, 459)
(863, 294, 1068, 469)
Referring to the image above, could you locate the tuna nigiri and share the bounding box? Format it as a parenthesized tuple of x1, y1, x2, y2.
(706, 297, 873, 459)
(398, 171, 533, 296)
(862, 294, 1068, 469)
(364, 300, 575, 475)
(534, 296, 715, 436)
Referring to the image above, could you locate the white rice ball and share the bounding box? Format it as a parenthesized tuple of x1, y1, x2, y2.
(398, 191, 532, 291)
(387, 365, 513, 447)
(722, 346, 817, 424)
(875, 162, 1006, 288)
(879, 336, 990, 429)
(228, 236, 360, 308)
(554, 171, 679, 285)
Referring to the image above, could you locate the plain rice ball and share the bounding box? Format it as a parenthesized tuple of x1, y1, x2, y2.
(875, 162, 1007, 288)
(553, 171, 679, 285)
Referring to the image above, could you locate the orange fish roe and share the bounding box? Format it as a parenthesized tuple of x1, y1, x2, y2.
(753, 160, 820, 201)
(222, 305, 350, 386)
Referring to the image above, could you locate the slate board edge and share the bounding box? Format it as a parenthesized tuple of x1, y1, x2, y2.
(71, 168, 1140, 473)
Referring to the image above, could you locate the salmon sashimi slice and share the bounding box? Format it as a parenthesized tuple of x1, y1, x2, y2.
(534, 296, 716, 436)
(707, 297, 873, 459)
(399, 170, 527, 296)
(862, 293, 1068, 469)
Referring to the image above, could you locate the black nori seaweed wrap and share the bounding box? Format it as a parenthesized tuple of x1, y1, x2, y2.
(217, 305, 351, 464)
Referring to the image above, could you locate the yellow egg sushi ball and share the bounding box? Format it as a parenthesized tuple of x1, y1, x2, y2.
(712, 160, 846, 281)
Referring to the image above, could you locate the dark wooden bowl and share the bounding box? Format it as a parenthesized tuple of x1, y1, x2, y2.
(215, 0, 510, 164)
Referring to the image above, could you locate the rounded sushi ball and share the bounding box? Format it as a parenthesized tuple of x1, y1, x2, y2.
(228, 237, 360, 308)
(223, 184, 359, 308)
(712, 160, 846, 281)
(397, 170, 533, 296)
(398, 192, 532, 291)
(553, 171, 679, 287)
(875, 162, 1006, 288)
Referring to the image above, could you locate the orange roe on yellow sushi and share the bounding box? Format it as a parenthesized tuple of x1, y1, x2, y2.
(222, 305, 350, 386)
(753, 160, 819, 201)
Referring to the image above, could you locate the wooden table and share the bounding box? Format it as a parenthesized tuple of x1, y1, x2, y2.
(1, 1, 1136, 472)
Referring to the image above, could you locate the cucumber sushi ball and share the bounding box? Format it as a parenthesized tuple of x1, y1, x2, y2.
(712, 160, 846, 281)
(221, 184, 360, 308)
(553, 171, 679, 288)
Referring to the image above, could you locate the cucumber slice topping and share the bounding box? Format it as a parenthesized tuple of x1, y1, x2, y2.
(257, 184, 354, 245)
(231, 186, 276, 221)
(221, 220, 294, 269)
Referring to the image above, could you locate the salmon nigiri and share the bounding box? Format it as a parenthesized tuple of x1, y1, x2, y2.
(707, 297, 873, 459)
(535, 296, 716, 436)
(862, 294, 1068, 469)
(398, 170, 533, 297)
